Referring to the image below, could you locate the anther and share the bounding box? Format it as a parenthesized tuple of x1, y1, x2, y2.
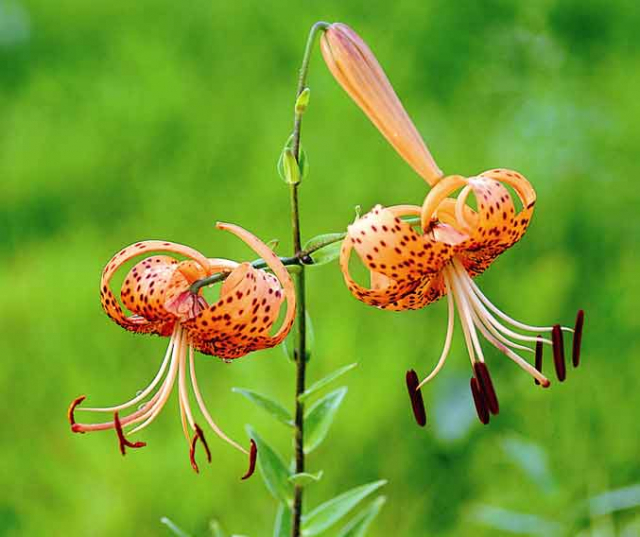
(114, 411, 146, 455)
(534, 337, 543, 386)
(551, 325, 566, 382)
(241, 439, 258, 480)
(470, 377, 490, 425)
(405, 370, 427, 427)
(572, 310, 584, 368)
(68, 395, 87, 433)
(189, 424, 212, 473)
(474, 362, 499, 415)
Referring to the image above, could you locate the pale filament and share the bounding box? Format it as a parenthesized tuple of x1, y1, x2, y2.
(80, 332, 176, 414)
(188, 345, 248, 455)
(446, 266, 478, 367)
(177, 328, 196, 443)
(465, 271, 573, 334)
(452, 261, 552, 346)
(127, 326, 183, 434)
(446, 260, 549, 384)
(447, 265, 486, 364)
(417, 275, 455, 390)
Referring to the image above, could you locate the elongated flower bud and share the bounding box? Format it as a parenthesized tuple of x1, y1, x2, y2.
(320, 23, 443, 185)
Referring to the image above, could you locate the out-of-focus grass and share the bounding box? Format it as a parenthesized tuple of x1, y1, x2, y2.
(1, 0, 639, 535)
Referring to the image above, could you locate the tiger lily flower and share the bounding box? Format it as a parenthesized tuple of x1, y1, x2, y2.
(324, 22, 584, 425)
(68, 223, 296, 477)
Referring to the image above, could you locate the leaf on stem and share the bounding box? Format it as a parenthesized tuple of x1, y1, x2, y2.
(232, 388, 293, 427)
(209, 519, 227, 537)
(335, 496, 387, 537)
(304, 387, 348, 454)
(246, 426, 294, 506)
(308, 241, 342, 266)
(282, 311, 314, 363)
(301, 480, 387, 536)
(273, 503, 292, 537)
(299, 363, 358, 402)
(289, 471, 324, 486)
(160, 517, 191, 537)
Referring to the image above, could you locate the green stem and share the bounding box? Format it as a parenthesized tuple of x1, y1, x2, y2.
(289, 21, 328, 537)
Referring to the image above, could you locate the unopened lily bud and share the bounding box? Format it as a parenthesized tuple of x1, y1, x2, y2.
(282, 148, 301, 185)
(295, 87, 311, 115)
(320, 23, 443, 185)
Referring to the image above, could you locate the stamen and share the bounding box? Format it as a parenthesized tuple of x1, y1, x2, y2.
(68, 395, 87, 433)
(405, 369, 427, 427)
(534, 337, 543, 386)
(470, 377, 490, 425)
(81, 335, 175, 413)
(552, 325, 566, 382)
(473, 362, 499, 415)
(466, 273, 573, 335)
(188, 345, 249, 454)
(417, 282, 455, 389)
(189, 423, 212, 473)
(572, 310, 584, 368)
(241, 440, 258, 480)
(114, 411, 146, 455)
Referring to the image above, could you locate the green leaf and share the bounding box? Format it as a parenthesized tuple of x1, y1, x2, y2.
(308, 241, 342, 267)
(304, 387, 347, 454)
(273, 503, 292, 537)
(299, 363, 358, 402)
(295, 87, 311, 115)
(303, 232, 346, 252)
(208, 520, 227, 537)
(160, 517, 191, 537)
(301, 480, 387, 536)
(282, 311, 314, 363)
(289, 471, 324, 486)
(305, 310, 314, 362)
(232, 388, 293, 427)
(336, 496, 387, 537)
(246, 426, 293, 506)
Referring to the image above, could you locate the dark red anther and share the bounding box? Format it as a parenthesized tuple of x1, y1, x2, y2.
(572, 310, 584, 368)
(189, 424, 212, 473)
(552, 325, 566, 382)
(405, 369, 427, 427)
(534, 337, 543, 386)
(470, 377, 490, 425)
(241, 439, 258, 480)
(68, 395, 86, 433)
(474, 362, 499, 415)
(114, 411, 146, 456)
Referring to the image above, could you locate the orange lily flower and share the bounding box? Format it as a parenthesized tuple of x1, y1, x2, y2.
(324, 23, 584, 425)
(68, 223, 296, 477)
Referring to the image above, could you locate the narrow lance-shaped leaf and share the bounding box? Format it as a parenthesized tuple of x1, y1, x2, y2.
(299, 363, 358, 402)
(246, 426, 293, 506)
(273, 503, 292, 537)
(282, 311, 314, 362)
(304, 387, 347, 454)
(289, 471, 324, 486)
(160, 517, 191, 537)
(336, 496, 387, 537)
(209, 520, 227, 537)
(301, 480, 387, 536)
(308, 241, 342, 267)
(232, 388, 293, 427)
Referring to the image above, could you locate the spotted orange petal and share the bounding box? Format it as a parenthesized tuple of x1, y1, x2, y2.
(100, 241, 212, 335)
(380, 273, 447, 311)
(184, 223, 295, 360)
(454, 171, 533, 276)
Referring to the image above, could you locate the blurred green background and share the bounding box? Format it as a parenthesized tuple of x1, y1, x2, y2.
(2, 0, 639, 535)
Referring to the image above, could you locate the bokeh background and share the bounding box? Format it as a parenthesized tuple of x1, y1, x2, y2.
(2, 0, 639, 535)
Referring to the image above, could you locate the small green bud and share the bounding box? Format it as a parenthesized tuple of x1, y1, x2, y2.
(282, 148, 301, 185)
(295, 87, 311, 115)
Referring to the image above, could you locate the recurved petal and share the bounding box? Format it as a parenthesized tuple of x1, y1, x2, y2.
(100, 240, 212, 335)
(185, 264, 284, 360)
(339, 236, 419, 308)
(349, 205, 453, 280)
(380, 273, 447, 311)
(454, 174, 531, 276)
